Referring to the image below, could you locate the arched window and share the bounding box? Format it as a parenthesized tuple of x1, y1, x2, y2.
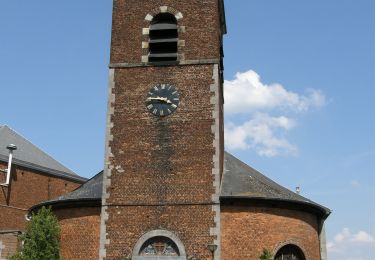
(149, 13, 178, 62)
(275, 244, 306, 260)
(140, 236, 179, 256)
(132, 230, 186, 260)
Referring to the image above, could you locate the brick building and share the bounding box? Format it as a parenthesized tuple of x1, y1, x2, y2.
(0, 125, 86, 259)
(29, 0, 330, 259)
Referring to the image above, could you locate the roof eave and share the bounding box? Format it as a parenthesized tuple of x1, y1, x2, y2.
(219, 0, 227, 34)
(220, 195, 331, 219)
(29, 198, 101, 213)
(0, 155, 87, 183)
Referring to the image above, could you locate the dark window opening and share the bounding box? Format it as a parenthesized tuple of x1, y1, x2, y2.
(275, 244, 306, 260)
(149, 13, 178, 62)
(149, 42, 178, 54)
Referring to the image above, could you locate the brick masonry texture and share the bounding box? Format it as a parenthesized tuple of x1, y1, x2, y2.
(108, 65, 216, 205)
(54, 207, 101, 260)
(0, 161, 81, 231)
(0, 161, 81, 257)
(221, 205, 321, 260)
(102, 1, 225, 258)
(103, 64, 221, 259)
(110, 0, 222, 64)
(0, 233, 19, 260)
(106, 205, 214, 259)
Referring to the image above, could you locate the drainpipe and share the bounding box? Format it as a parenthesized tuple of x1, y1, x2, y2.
(319, 221, 328, 260)
(1, 144, 17, 186)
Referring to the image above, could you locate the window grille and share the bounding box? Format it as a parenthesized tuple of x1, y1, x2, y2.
(274, 244, 306, 260)
(139, 236, 180, 256)
(149, 13, 178, 62)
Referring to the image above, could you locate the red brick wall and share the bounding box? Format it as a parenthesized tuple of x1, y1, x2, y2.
(110, 0, 222, 64)
(106, 205, 214, 259)
(0, 161, 82, 231)
(0, 233, 19, 259)
(54, 207, 101, 260)
(103, 1, 224, 258)
(104, 64, 219, 259)
(221, 205, 321, 260)
(108, 65, 216, 205)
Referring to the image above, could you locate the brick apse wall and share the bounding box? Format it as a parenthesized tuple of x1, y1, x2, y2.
(54, 207, 101, 260)
(221, 204, 321, 260)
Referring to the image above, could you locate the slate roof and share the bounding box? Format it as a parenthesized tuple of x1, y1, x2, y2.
(0, 125, 86, 182)
(31, 152, 330, 218)
(221, 152, 330, 217)
(54, 171, 103, 202)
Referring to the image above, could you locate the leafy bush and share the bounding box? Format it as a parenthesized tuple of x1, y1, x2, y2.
(8, 207, 61, 260)
(259, 248, 273, 260)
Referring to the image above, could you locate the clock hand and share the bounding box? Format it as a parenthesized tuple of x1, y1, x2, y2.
(147, 97, 165, 101)
(147, 97, 172, 103)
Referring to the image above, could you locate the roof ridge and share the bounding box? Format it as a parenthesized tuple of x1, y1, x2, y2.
(0, 125, 77, 176)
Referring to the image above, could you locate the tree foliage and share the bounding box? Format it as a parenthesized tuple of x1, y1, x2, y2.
(259, 248, 273, 260)
(9, 207, 61, 260)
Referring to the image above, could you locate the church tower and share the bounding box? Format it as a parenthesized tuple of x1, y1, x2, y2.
(100, 1, 226, 259)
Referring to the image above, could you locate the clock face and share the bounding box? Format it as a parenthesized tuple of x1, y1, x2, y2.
(145, 84, 180, 117)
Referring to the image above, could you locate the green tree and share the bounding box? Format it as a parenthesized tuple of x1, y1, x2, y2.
(259, 248, 273, 260)
(9, 207, 61, 260)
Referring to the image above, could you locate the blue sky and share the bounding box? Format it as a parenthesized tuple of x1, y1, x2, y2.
(0, 1, 374, 259)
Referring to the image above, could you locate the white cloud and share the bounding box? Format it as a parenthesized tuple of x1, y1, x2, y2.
(350, 180, 361, 187)
(225, 113, 297, 157)
(328, 228, 375, 260)
(224, 70, 325, 114)
(224, 70, 326, 156)
(334, 227, 351, 243)
(352, 231, 375, 243)
(332, 228, 375, 244)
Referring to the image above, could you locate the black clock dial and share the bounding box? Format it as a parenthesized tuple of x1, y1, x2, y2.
(145, 84, 180, 117)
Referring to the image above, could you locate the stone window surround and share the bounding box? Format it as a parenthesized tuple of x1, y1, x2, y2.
(141, 6, 185, 63)
(273, 241, 308, 260)
(132, 230, 186, 260)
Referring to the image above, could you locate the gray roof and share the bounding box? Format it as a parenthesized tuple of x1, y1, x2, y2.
(0, 125, 86, 182)
(54, 170, 103, 201)
(31, 152, 330, 218)
(221, 152, 330, 217)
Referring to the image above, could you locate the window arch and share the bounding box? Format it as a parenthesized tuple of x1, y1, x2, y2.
(148, 13, 178, 62)
(132, 230, 186, 260)
(274, 244, 306, 260)
(140, 236, 179, 256)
